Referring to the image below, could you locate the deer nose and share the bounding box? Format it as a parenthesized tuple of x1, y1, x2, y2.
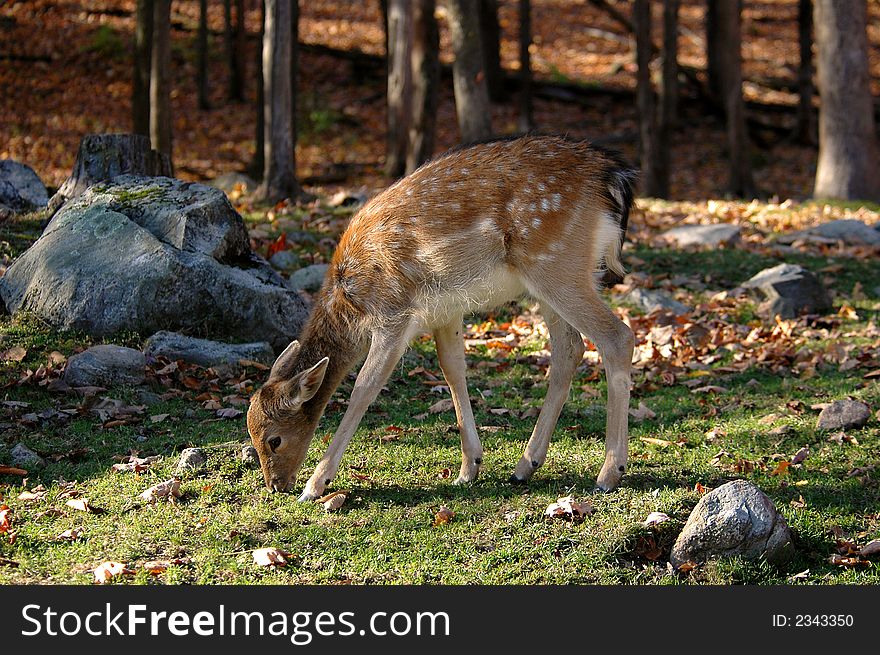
(270, 477, 291, 493)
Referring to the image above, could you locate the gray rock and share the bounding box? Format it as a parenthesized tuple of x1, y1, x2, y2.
(0, 160, 48, 213)
(209, 172, 257, 195)
(136, 389, 163, 406)
(670, 480, 793, 568)
(804, 219, 880, 246)
(144, 331, 274, 368)
(287, 263, 329, 292)
(661, 224, 741, 248)
(241, 445, 259, 466)
(0, 176, 309, 351)
(176, 447, 208, 472)
(816, 399, 871, 431)
(11, 443, 44, 467)
(268, 250, 301, 270)
(741, 263, 832, 319)
(286, 231, 318, 245)
(63, 345, 146, 387)
(625, 288, 690, 315)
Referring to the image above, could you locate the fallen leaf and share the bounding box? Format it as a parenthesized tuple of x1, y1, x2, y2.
(17, 489, 47, 502)
(56, 527, 84, 541)
(323, 493, 347, 512)
(0, 466, 28, 476)
(770, 460, 791, 476)
(216, 407, 244, 419)
(253, 547, 289, 567)
(639, 437, 673, 448)
(428, 399, 454, 414)
(544, 495, 594, 520)
(790, 495, 806, 508)
(433, 505, 456, 526)
(828, 554, 869, 567)
(643, 511, 670, 527)
(437, 468, 452, 479)
(676, 560, 697, 573)
(0, 505, 11, 533)
(142, 558, 189, 575)
(694, 482, 710, 494)
(704, 427, 726, 441)
(859, 540, 880, 557)
(140, 479, 182, 503)
(790, 446, 809, 465)
(690, 385, 729, 394)
(65, 498, 93, 512)
(1, 346, 27, 362)
(149, 413, 170, 424)
(93, 561, 134, 584)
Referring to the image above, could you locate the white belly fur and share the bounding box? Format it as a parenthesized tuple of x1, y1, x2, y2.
(414, 267, 527, 329)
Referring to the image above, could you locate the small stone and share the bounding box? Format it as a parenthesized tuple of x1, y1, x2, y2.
(286, 264, 329, 293)
(741, 263, 832, 319)
(660, 224, 741, 248)
(136, 390, 163, 406)
(0, 160, 48, 213)
(63, 345, 146, 387)
(241, 445, 259, 466)
(144, 331, 274, 368)
(624, 288, 690, 315)
(209, 172, 257, 195)
(11, 443, 44, 467)
(670, 480, 793, 568)
(176, 447, 207, 472)
(816, 399, 871, 431)
(803, 219, 880, 246)
(268, 250, 301, 270)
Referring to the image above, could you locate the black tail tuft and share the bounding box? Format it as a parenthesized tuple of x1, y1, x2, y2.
(599, 159, 638, 288)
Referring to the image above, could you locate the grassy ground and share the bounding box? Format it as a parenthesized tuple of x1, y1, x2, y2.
(1, 200, 879, 585)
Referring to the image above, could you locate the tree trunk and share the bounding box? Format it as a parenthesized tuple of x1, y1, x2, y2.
(813, 0, 880, 201)
(518, 0, 533, 132)
(660, 0, 679, 130)
(479, 0, 505, 102)
(225, 0, 245, 101)
(197, 0, 210, 110)
(290, 0, 299, 168)
(406, 0, 440, 174)
(705, 0, 723, 103)
(794, 0, 814, 144)
(133, 0, 154, 135)
(447, 0, 493, 143)
(249, 0, 266, 179)
(386, 0, 412, 178)
(717, 0, 753, 197)
(48, 134, 173, 215)
(150, 0, 173, 161)
(235, 0, 247, 99)
(257, 0, 299, 202)
(634, 0, 666, 198)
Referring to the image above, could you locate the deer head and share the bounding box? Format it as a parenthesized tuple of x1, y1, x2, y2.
(246, 340, 330, 492)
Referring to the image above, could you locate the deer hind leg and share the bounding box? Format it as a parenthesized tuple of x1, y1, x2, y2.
(434, 320, 483, 484)
(527, 279, 634, 491)
(511, 304, 584, 482)
(298, 321, 415, 502)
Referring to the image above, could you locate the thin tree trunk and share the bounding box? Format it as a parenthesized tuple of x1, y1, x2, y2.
(406, 0, 439, 174)
(385, 0, 412, 178)
(258, 0, 299, 202)
(518, 0, 533, 132)
(447, 0, 493, 143)
(235, 0, 247, 100)
(225, 0, 245, 101)
(634, 0, 665, 198)
(249, 0, 266, 179)
(150, 0, 172, 161)
(290, 0, 298, 164)
(197, 0, 210, 110)
(813, 0, 880, 201)
(795, 0, 814, 144)
(479, 0, 505, 102)
(133, 0, 154, 135)
(660, 0, 679, 130)
(705, 0, 723, 105)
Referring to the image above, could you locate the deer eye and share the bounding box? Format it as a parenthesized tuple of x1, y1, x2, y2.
(267, 436, 282, 452)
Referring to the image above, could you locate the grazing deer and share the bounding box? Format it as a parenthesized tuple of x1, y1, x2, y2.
(247, 135, 637, 501)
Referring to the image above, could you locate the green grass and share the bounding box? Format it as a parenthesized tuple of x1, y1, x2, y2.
(2, 211, 879, 585)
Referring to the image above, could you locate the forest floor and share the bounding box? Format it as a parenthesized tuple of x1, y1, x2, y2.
(2, 1, 880, 584)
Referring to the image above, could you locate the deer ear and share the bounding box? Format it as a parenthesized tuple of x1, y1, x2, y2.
(269, 340, 301, 381)
(297, 357, 329, 403)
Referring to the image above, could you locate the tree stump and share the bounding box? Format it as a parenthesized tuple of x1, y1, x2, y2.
(48, 134, 173, 214)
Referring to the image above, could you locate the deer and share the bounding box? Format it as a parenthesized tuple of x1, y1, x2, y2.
(246, 134, 637, 502)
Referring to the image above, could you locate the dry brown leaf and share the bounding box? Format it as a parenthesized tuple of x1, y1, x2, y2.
(93, 561, 134, 584)
(828, 554, 869, 567)
(790, 446, 809, 465)
(690, 385, 729, 394)
(142, 558, 188, 575)
(643, 511, 671, 527)
(694, 482, 710, 495)
(216, 407, 244, 419)
(639, 436, 673, 448)
(1, 346, 27, 362)
(0, 465, 28, 476)
(544, 495, 594, 520)
(65, 498, 92, 512)
(140, 479, 182, 503)
(433, 505, 456, 526)
(253, 547, 289, 567)
(0, 505, 11, 533)
(56, 527, 83, 541)
(323, 493, 347, 512)
(770, 460, 791, 476)
(859, 539, 880, 557)
(629, 401, 656, 421)
(149, 413, 170, 424)
(428, 399, 454, 414)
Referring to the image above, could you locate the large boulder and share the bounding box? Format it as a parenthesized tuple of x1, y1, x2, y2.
(660, 224, 741, 248)
(741, 263, 832, 319)
(144, 331, 274, 367)
(0, 176, 309, 351)
(0, 160, 48, 215)
(670, 480, 793, 568)
(798, 219, 880, 247)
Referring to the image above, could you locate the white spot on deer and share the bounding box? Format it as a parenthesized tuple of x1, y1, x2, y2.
(449, 202, 461, 212)
(536, 253, 554, 264)
(540, 198, 550, 212)
(550, 241, 565, 253)
(550, 193, 562, 211)
(548, 175, 557, 184)
(531, 217, 541, 229)
(461, 168, 470, 176)
(528, 202, 537, 212)
(537, 182, 546, 192)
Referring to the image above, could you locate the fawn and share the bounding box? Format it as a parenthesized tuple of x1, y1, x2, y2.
(247, 135, 637, 501)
